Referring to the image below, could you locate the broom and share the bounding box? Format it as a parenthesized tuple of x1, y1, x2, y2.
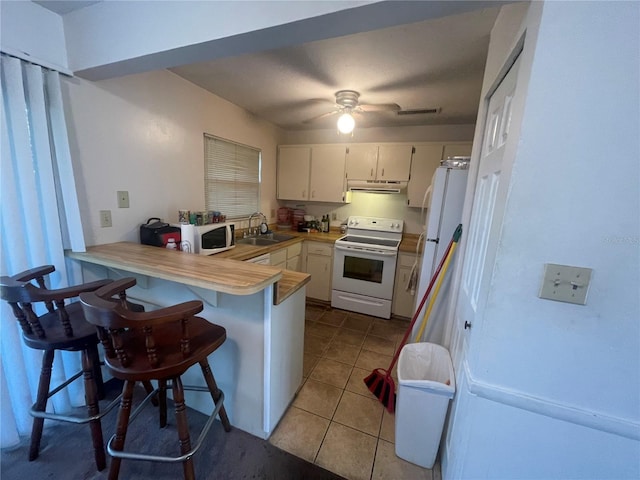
(364, 224, 462, 413)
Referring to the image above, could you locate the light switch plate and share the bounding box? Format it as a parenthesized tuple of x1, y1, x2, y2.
(539, 263, 592, 305)
(99, 210, 112, 228)
(117, 191, 129, 208)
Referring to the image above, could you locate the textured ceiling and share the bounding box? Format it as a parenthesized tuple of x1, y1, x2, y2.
(170, 7, 500, 131)
(33, 1, 499, 132)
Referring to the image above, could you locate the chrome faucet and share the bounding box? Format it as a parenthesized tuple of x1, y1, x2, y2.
(248, 212, 268, 236)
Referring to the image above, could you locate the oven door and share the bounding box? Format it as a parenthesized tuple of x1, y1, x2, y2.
(332, 244, 398, 300)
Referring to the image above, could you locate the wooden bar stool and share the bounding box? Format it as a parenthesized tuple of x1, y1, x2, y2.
(0, 265, 140, 471)
(80, 277, 231, 480)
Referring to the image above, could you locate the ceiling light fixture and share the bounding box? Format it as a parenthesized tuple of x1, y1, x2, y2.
(337, 112, 355, 134)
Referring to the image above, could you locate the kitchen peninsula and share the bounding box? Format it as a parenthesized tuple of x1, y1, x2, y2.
(67, 242, 310, 439)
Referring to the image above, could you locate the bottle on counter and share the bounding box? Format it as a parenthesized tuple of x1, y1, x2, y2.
(321, 215, 329, 233)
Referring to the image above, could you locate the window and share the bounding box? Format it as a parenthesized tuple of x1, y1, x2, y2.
(204, 134, 261, 219)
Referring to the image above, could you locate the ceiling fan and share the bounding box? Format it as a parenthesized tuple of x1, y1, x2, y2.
(303, 90, 400, 133)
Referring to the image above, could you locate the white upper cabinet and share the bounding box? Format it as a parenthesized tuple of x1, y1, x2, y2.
(345, 144, 378, 180)
(407, 143, 473, 208)
(277, 144, 347, 202)
(406, 144, 444, 208)
(377, 145, 413, 181)
(309, 145, 347, 202)
(346, 144, 413, 182)
(443, 143, 473, 159)
(277, 146, 311, 201)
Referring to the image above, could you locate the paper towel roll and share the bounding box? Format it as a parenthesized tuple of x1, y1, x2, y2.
(180, 224, 195, 253)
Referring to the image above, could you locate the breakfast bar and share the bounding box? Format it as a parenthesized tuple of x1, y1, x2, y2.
(67, 242, 310, 439)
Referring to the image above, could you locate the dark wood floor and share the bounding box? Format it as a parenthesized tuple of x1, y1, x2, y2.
(1, 380, 345, 480)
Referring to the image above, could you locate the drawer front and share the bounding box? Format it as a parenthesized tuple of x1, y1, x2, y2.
(287, 242, 302, 258)
(270, 249, 287, 265)
(306, 242, 332, 256)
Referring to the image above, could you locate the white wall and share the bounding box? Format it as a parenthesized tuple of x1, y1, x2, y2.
(283, 124, 475, 145)
(61, 70, 283, 246)
(0, 1, 68, 72)
(280, 191, 425, 235)
(444, 1, 640, 478)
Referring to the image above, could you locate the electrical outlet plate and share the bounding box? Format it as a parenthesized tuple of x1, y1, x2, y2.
(100, 210, 112, 228)
(117, 191, 129, 208)
(539, 263, 592, 305)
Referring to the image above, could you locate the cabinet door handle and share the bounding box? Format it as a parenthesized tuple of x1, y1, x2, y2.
(302, 190, 306, 198)
(370, 168, 373, 177)
(382, 168, 385, 177)
(312, 190, 315, 198)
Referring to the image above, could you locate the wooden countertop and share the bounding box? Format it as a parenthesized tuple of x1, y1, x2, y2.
(67, 242, 310, 304)
(216, 230, 343, 262)
(216, 229, 422, 261)
(399, 233, 423, 255)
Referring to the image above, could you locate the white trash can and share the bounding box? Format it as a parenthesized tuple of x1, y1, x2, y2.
(395, 342, 455, 469)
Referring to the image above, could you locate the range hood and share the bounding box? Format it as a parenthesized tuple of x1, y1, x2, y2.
(347, 180, 407, 194)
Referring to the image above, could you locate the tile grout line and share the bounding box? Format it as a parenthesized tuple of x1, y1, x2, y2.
(303, 306, 413, 480)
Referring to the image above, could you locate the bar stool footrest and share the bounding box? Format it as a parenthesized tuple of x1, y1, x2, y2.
(107, 385, 226, 464)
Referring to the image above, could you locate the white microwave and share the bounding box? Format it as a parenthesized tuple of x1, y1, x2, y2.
(179, 223, 235, 255)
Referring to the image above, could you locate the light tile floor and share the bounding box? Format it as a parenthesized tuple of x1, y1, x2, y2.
(269, 303, 441, 480)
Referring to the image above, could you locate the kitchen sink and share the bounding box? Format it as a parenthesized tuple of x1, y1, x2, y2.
(268, 233, 295, 242)
(237, 237, 278, 246)
(236, 233, 296, 246)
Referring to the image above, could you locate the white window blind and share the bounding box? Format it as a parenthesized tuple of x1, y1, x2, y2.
(204, 134, 261, 219)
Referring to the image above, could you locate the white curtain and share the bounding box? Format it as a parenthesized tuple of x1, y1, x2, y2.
(0, 54, 87, 448)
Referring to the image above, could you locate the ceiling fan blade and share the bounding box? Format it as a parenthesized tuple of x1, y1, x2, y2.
(359, 103, 401, 112)
(303, 110, 340, 124)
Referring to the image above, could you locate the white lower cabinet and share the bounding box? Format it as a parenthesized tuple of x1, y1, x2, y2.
(304, 241, 333, 301)
(392, 253, 417, 318)
(270, 242, 303, 271)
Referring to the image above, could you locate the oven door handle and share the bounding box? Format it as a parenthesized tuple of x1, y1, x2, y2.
(335, 244, 397, 256)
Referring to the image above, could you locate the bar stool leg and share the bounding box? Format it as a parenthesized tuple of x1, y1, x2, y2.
(199, 360, 231, 432)
(29, 350, 54, 461)
(158, 379, 168, 428)
(109, 380, 135, 480)
(87, 343, 105, 400)
(82, 348, 106, 471)
(142, 380, 159, 407)
(172, 376, 195, 480)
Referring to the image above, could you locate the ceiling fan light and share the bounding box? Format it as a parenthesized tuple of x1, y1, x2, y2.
(337, 112, 355, 134)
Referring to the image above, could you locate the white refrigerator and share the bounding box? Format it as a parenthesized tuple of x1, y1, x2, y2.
(412, 166, 468, 344)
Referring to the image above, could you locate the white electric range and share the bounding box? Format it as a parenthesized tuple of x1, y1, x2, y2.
(331, 216, 403, 319)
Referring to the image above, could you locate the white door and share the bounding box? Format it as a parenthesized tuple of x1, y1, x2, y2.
(450, 54, 522, 367)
